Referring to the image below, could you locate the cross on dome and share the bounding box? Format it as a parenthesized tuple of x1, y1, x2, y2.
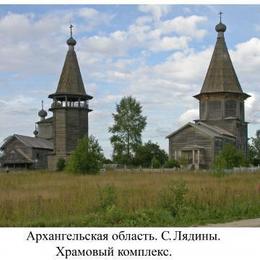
(219, 11, 223, 23)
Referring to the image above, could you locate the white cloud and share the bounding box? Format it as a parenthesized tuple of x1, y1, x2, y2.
(160, 15, 208, 39)
(77, 7, 114, 31)
(0, 95, 36, 114)
(0, 95, 38, 140)
(0, 7, 115, 74)
(79, 13, 208, 56)
(245, 93, 260, 124)
(149, 36, 191, 52)
(138, 5, 171, 22)
(1, 6, 259, 157)
(177, 109, 199, 126)
(81, 33, 127, 56)
(152, 48, 212, 85)
(230, 37, 260, 90)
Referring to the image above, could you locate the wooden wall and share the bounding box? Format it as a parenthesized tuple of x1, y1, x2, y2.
(169, 125, 213, 167)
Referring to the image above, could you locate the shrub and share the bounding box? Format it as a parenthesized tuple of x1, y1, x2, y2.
(159, 180, 188, 217)
(66, 136, 104, 174)
(56, 158, 66, 171)
(133, 141, 168, 167)
(98, 185, 117, 211)
(164, 159, 180, 168)
(213, 144, 246, 170)
(103, 158, 113, 164)
(151, 157, 161, 168)
(248, 132, 260, 166)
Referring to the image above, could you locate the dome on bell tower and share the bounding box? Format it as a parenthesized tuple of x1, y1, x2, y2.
(67, 24, 77, 46)
(215, 22, 226, 33)
(38, 101, 47, 120)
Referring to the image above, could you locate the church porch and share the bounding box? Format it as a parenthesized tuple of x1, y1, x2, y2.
(174, 145, 205, 170)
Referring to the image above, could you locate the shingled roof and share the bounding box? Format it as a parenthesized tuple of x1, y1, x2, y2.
(0, 134, 53, 150)
(194, 20, 250, 99)
(49, 28, 92, 100)
(166, 122, 235, 139)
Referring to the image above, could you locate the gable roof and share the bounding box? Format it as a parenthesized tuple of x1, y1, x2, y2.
(0, 148, 33, 164)
(196, 122, 235, 138)
(1, 134, 53, 150)
(166, 122, 235, 139)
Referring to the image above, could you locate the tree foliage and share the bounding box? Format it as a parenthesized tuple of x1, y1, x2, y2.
(109, 96, 147, 165)
(248, 130, 260, 166)
(66, 136, 104, 174)
(213, 143, 246, 170)
(56, 158, 66, 171)
(133, 141, 168, 168)
(164, 159, 180, 168)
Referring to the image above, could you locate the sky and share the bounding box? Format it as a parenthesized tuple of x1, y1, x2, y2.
(0, 4, 260, 158)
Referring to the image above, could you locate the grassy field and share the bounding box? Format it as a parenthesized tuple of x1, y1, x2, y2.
(0, 170, 259, 227)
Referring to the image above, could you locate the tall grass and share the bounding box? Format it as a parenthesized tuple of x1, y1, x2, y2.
(0, 170, 259, 226)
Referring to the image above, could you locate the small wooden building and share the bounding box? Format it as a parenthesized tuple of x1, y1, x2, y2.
(167, 19, 250, 169)
(0, 134, 53, 169)
(167, 122, 235, 169)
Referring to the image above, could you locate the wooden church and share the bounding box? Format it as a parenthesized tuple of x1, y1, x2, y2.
(0, 17, 251, 170)
(167, 17, 250, 169)
(0, 26, 92, 170)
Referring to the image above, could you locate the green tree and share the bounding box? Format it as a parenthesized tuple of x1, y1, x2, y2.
(151, 157, 161, 169)
(109, 96, 147, 165)
(133, 141, 168, 168)
(66, 136, 104, 174)
(213, 143, 246, 170)
(248, 130, 260, 166)
(164, 159, 180, 168)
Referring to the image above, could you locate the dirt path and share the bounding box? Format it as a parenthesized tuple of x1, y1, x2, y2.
(207, 218, 260, 227)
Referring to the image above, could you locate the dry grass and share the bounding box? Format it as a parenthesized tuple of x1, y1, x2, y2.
(0, 170, 259, 226)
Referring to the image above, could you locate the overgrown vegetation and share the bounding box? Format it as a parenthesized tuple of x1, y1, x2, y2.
(159, 180, 188, 217)
(133, 141, 168, 168)
(0, 170, 259, 227)
(248, 130, 260, 166)
(164, 159, 180, 169)
(56, 158, 66, 171)
(66, 136, 104, 174)
(213, 144, 246, 170)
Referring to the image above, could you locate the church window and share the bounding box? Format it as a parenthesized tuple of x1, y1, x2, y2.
(215, 138, 223, 155)
(200, 101, 206, 119)
(225, 100, 237, 117)
(208, 101, 221, 119)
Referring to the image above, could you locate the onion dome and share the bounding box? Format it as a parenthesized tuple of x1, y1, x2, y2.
(67, 24, 77, 46)
(215, 12, 226, 39)
(38, 100, 47, 119)
(38, 109, 47, 118)
(33, 129, 38, 137)
(215, 22, 226, 33)
(67, 36, 77, 46)
(33, 124, 39, 137)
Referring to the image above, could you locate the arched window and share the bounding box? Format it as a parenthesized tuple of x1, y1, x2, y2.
(225, 100, 237, 117)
